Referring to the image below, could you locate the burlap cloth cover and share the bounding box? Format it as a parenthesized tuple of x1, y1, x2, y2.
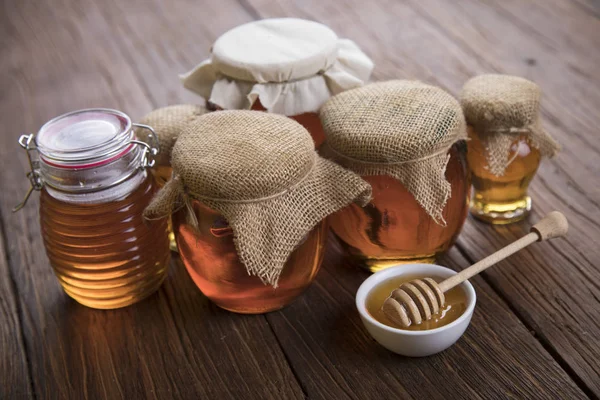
(134, 104, 207, 166)
(320, 80, 467, 225)
(144, 110, 372, 286)
(460, 74, 560, 176)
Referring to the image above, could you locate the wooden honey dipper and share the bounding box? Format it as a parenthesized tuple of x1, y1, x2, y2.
(382, 211, 568, 328)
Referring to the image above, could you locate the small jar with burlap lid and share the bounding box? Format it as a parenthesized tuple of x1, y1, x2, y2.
(135, 104, 208, 251)
(179, 18, 374, 148)
(144, 110, 371, 313)
(135, 104, 207, 186)
(320, 80, 470, 272)
(460, 74, 560, 224)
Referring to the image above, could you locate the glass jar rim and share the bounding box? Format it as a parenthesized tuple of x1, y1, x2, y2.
(13, 108, 159, 212)
(35, 108, 134, 169)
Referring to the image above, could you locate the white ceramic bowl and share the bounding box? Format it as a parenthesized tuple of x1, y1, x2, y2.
(356, 264, 476, 357)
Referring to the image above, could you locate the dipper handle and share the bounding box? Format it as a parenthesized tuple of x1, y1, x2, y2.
(530, 211, 569, 241)
(438, 211, 568, 293)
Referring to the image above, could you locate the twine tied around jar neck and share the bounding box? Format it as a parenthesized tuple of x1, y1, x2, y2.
(320, 80, 469, 226)
(461, 74, 560, 177)
(145, 153, 320, 229)
(483, 122, 558, 173)
(321, 142, 454, 225)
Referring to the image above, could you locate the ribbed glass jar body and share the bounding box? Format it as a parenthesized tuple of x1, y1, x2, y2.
(27, 109, 170, 309)
(40, 174, 170, 309)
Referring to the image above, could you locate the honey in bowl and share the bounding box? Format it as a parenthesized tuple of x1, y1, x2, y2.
(366, 275, 467, 331)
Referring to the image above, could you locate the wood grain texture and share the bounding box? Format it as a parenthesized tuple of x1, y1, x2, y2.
(244, 0, 600, 396)
(0, 1, 303, 399)
(1, 0, 599, 398)
(265, 239, 587, 400)
(0, 220, 33, 398)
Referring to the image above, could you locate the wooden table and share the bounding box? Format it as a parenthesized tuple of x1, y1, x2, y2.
(1, 0, 599, 398)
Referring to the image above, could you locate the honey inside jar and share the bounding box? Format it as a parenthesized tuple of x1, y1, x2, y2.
(460, 75, 558, 225)
(151, 165, 177, 252)
(152, 165, 172, 186)
(329, 143, 470, 271)
(366, 274, 467, 331)
(40, 175, 170, 309)
(173, 199, 326, 313)
(15, 108, 171, 310)
(467, 126, 541, 224)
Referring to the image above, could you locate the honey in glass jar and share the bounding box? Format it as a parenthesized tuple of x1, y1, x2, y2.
(320, 81, 470, 273)
(136, 104, 207, 251)
(460, 75, 560, 224)
(180, 18, 374, 147)
(144, 110, 371, 313)
(173, 200, 326, 313)
(328, 143, 469, 271)
(467, 127, 541, 224)
(15, 109, 170, 309)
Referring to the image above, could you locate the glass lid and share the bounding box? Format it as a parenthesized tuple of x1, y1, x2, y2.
(36, 108, 133, 167)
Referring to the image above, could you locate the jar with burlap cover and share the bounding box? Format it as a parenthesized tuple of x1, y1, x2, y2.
(460, 74, 560, 176)
(144, 110, 372, 286)
(320, 80, 467, 224)
(134, 104, 207, 167)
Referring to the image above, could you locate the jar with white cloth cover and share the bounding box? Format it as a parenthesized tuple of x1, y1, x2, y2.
(180, 18, 374, 147)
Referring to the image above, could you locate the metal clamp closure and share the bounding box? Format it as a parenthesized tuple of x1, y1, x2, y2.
(132, 123, 159, 169)
(13, 134, 43, 212)
(13, 124, 159, 212)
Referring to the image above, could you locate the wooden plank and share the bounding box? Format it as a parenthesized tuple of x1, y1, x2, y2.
(0, 1, 304, 398)
(396, 1, 600, 396)
(2, 0, 598, 398)
(245, 0, 600, 395)
(265, 240, 586, 399)
(0, 222, 33, 398)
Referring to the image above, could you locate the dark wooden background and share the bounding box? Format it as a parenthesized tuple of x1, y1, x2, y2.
(1, 0, 599, 399)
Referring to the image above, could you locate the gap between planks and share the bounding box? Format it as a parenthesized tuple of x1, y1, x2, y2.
(228, 0, 596, 397)
(454, 239, 596, 399)
(229, 2, 313, 394)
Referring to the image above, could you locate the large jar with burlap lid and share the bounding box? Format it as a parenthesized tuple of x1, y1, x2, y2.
(461, 74, 560, 224)
(135, 104, 207, 251)
(320, 80, 470, 272)
(179, 18, 374, 148)
(144, 110, 371, 313)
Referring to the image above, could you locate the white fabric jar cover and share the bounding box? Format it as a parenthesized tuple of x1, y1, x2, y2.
(180, 18, 374, 115)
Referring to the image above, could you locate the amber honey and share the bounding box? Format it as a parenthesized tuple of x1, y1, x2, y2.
(173, 199, 326, 313)
(468, 126, 541, 224)
(366, 274, 467, 331)
(153, 165, 172, 186)
(152, 165, 177, 252)
(40, 175, 170, 309)
(329, 144, 470, 273)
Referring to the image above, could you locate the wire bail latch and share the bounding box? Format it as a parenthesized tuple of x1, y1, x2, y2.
(13, 134, 43, 212)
